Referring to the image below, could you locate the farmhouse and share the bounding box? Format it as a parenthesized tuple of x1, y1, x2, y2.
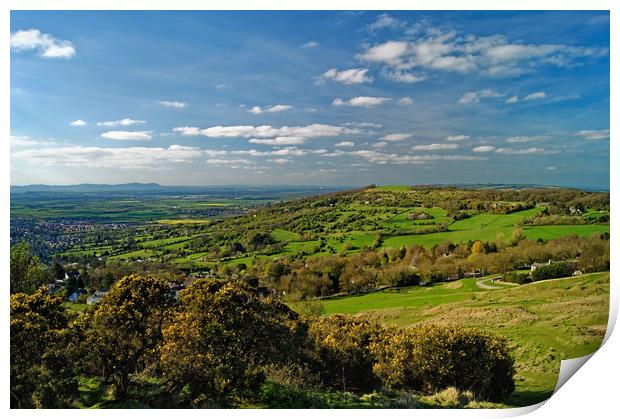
(530, 260, 552, 271)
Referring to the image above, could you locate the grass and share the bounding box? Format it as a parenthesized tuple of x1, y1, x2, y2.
(321, 272, 609, 407)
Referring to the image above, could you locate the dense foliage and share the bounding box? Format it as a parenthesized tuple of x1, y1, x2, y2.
(10, 275, 516, 408)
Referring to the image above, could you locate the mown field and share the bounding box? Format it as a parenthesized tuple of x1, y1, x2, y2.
(321, 272, 610, 407)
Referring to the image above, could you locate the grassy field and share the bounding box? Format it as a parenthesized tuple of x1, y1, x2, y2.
(321, 272, 610, 407)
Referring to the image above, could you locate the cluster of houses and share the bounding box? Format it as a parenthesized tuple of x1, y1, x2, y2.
(45, 269, 109, 305)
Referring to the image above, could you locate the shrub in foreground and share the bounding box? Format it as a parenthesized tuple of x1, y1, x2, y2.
(159, 279, 306, 407)
(371, 324, 515, 400)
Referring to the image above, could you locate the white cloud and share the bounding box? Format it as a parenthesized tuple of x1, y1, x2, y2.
(335, 141, 355, 147)
(357, 41, 409, 66)
(344, 122, 383, 128)
(349, 149, 486, 164)
(446, 135, 470, 142)
(97, 118, 146, 127)
(159, 101, 186, 108)
(270, 158, 291, 165)
(398, 97, 414, 105)
(356, 29, 608, 78)
(13, 145, 202, 168)
(412, 143, 458, 151)
(248, 136, 305, 145)
(173, 124, 364, 147)
(458, 89, 504, 104)
(215, 84, 229, 89)
(547, 166, 557, 171)
(372, 141, 388, 149)
(10, 29, 76, 59)
(506, 135, 548, 143)
(472, 145, 495, 153)
(317, 68, 373, 85)
(300, 41, 319, 49)
(506, 91, 546, 104)
(332, 96, 390, 107)
(367, 13, 406, 32)
(523, 91, 546, 101)
(233, 147, 308, 157)
(207, 158, 251, 165)
(10, 135, 56, 147)
(70, 119, 87, 126)
(101, 131, 152, 141)
(495, 147, 544, 154)
(382, 69, 426, 83)
(248, 104, 293, 114)
(576, 129, 609, 140)
(380, 133, 411, 142)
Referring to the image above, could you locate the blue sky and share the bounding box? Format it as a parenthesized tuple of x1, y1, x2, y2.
(10, 11, 610, 188)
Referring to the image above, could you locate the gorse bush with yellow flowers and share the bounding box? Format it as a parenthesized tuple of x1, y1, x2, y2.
(10, 274, 515, 408)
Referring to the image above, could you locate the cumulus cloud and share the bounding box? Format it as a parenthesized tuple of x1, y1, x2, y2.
(10, 135, 56, 147)
(10, 29, 76, 59)
(300, 41, 319, 49)
(412, 143, 458, 151)
(458, 89, 504, 104)
(173, 124, 362, 141)
(270, 158, 291, 165)
(159, 101, 186, 108)
(316, 68, 373, 85)
(101, 131, 152, 141)
(248, 104, 293, 114)
(248, 136, 305, 145)
(381, 69, 426, 83)
(576, 129, 610, 140)
(97, 118, 146, 127)
(344, 122, 383, 128)
(367, 13, 406, 32)
(332, 96, 390, 107)
(398, 97, 414, 105)
(446, 135, 470, 141)
(506, 91, 546, 104)
(70, 119, 87, 126)
(357, 28, 608, 78)
(207, 158, 251, 165)
(357, 41, 409, 66)
(335, 141, 355, 147)
(13, 145, 202, 168)
(505, 135, 548, 143)
(349, 150, 486, 164)
(547, 166, 557, 171)
(495, 147, 544, 154)
(380, 133, 411, 142)
(372, 141, 388, 149)
(472, 145, 495, 153)
(232, 147, 309, 157)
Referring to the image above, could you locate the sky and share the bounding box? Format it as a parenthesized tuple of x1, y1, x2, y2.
(10, 11, 610, 189)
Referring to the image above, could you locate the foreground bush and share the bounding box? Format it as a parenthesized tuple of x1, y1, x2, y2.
(308, 314, 384, 392)
(159, 279, 307, 407)
(73, 275, 173, 393)
(371, 324, 515, 400)
(10, 289, 77, 408)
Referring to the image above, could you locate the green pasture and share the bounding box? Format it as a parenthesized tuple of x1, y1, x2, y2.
(322, 272, 609, 407)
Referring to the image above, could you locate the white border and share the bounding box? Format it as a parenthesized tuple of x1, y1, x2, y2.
(3, 1, 616, 418)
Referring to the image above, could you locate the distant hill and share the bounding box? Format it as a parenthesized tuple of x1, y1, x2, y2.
(10, 183, 164, 193)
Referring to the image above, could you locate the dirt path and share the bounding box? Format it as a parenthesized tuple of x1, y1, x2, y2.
(476, 277, 504, 290)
